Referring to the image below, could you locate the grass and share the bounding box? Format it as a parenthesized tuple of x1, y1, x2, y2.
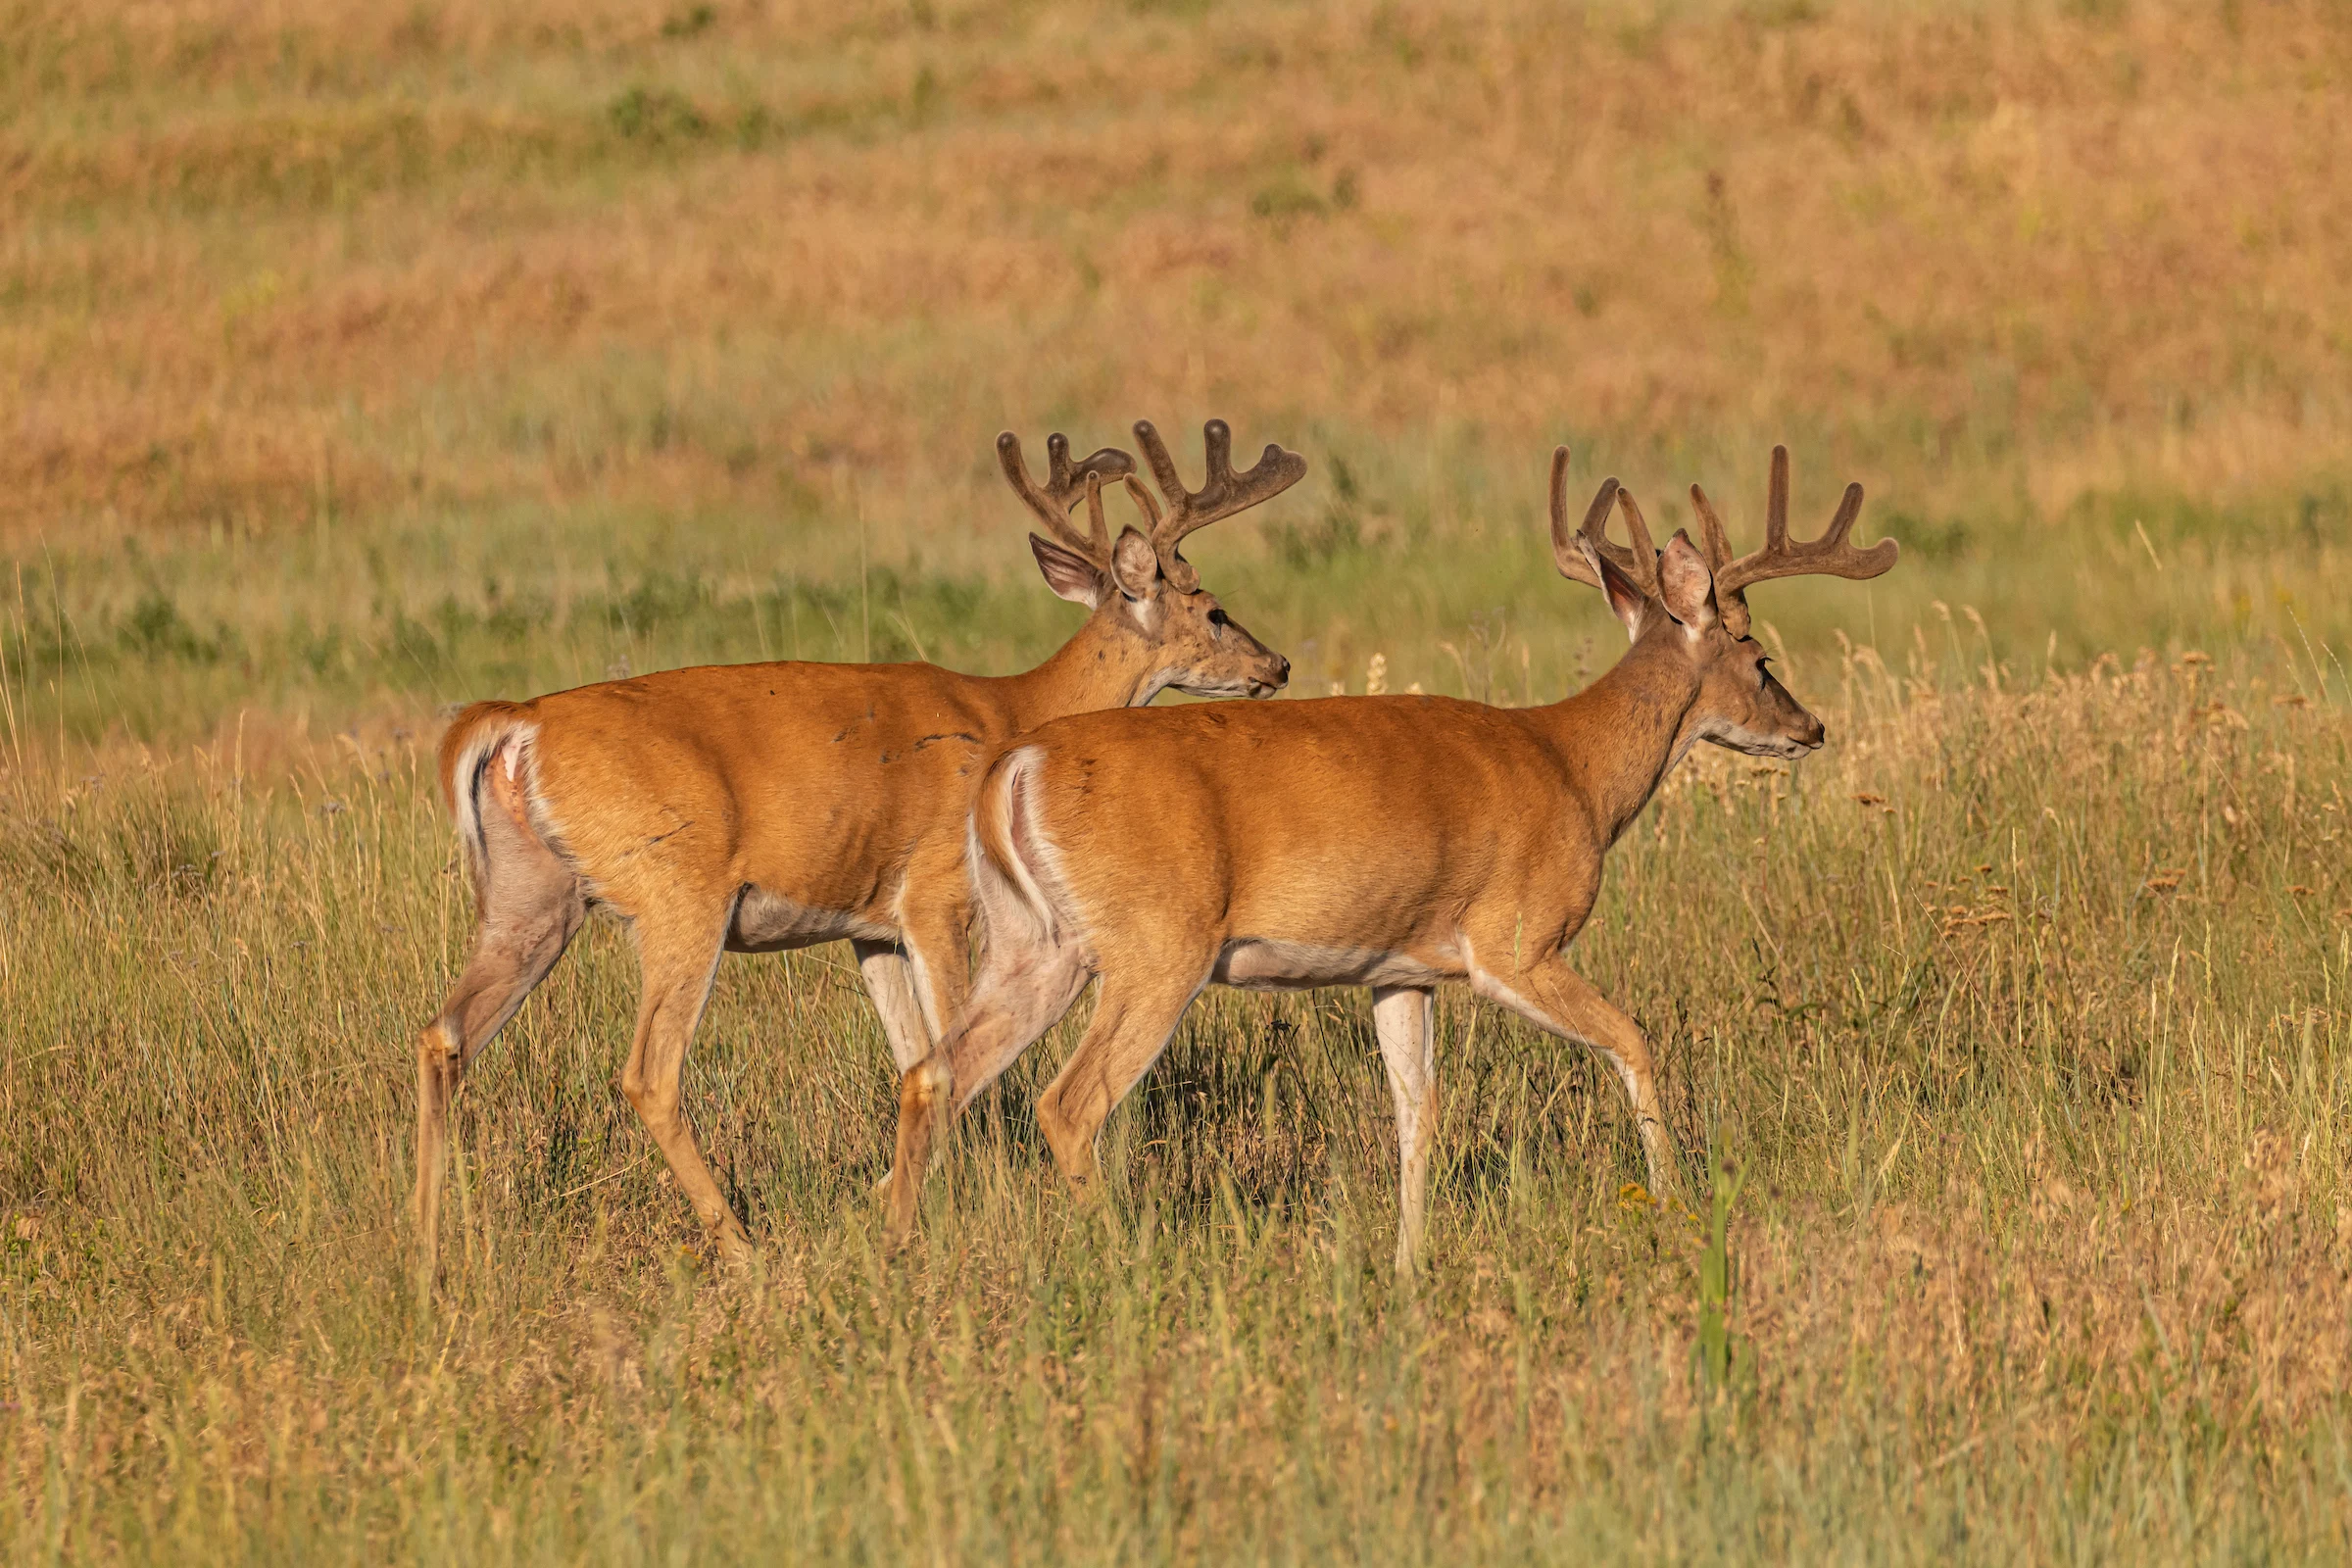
(5, 649, 2351, 1559)
(7, 0, 2352, 746)
(7, 0, 2352, 1559)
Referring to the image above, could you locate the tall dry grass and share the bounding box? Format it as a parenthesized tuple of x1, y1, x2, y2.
(10, 0, 2349, 532)
(3, 640, 2350, 1559)
(6, 0, 2352, 1558)
(6, 0, 2351, 741)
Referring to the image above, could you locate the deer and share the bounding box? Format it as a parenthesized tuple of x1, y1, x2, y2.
(887, 445, 1896, 1278)
(414, 419, 1302, 1283)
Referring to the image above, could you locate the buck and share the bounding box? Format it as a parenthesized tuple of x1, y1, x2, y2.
(887, 446, 1896, 1276)
(415, 419, 1301, 1279)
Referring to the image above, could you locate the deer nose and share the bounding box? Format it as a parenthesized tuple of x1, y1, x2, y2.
(1805, 717, 1828, 748)
(1273, 656, 1292, 685)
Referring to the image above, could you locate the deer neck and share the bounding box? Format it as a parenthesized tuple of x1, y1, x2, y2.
(1537, 633, 1703, 846)
(1001, 610, 1163, 729)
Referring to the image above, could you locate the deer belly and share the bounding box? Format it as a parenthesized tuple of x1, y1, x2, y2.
(727, 886, 895, 953)
(1212, 938, 1447, 993)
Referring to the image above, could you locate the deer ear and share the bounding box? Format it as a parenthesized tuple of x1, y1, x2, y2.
(1655, 532, 1719, 633)
(1108, 526, 1162, 602)
(1029, 534, 1105, 608)
(1577, 537, 1647, 642)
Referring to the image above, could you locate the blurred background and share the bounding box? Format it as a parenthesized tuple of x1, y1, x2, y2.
(8, 0, 2349, 747)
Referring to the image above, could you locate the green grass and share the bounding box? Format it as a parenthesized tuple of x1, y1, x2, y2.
(8, 423, 2349, 750)
(4, 642, 2350, 1560)
(10, 0, 2352, 1557)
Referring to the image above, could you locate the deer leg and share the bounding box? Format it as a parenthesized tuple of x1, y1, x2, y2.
(1467, 951, 1680, 1199)
(894, 896, 974, 1062)
(857, 937, 936, 1206)
(885, 927, 1088, 1245)
(939, 930, 1093, 1118)
(618, 913, 753, 1264)
(1371, 986, 1438, 1283)
(415, 774, 584, 1292)
(1033, 963, 1209, 1192)
(852, 939, 935, 1075)
(864, 902, 968, 1204)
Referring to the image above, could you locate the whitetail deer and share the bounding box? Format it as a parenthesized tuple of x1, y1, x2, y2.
(889, 446, 1896, 1276)
(416, 420, 1301, 1280)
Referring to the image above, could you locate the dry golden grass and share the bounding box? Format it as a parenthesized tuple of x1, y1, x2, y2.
(4, 651, 2351, 1558)
(8, 0, 2351, 545)
(7, 1, 2352, 1559)
(7, 0, 2350, 759)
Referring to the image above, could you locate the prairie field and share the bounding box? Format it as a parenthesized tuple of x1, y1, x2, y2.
(5, 0, 2352, 1560)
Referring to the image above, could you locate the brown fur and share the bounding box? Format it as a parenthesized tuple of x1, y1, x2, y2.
(413, 500, 1288, 1288)
(892, 483, 1889, 1279)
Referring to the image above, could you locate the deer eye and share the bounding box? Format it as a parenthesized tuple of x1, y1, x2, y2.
(1206, 608, 1230, 636)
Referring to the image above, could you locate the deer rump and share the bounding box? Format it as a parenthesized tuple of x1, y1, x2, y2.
(446, 665, 1049, 943)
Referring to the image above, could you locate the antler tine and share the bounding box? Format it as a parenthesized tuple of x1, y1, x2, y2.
(1707, 445, 1899, 637)
(997, 430, 1136, 567)
(1200, 417, 1235, 497)
(1687, 482, 1738, 576)
(1765, 443, 1790, 554)
(1548, 446, 1649, 594)
(1121, 473, 1162, 530)
(1133, 417, 1308, 591)
(1611, 488, 1661, 595)
(1081, 469, 1110, 559)
(1133, 419, 1187, 519)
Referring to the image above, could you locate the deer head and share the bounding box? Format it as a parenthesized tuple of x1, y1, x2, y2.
(1550, 445, 1897, 760)
(1000, 421, 1296, 700)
